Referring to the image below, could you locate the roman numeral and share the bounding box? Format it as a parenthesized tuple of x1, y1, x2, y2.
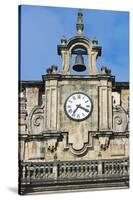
(86, 105, 90, 108)
(68, 109, 72, 113)
(77, 114, 80, 118)
(77, 94, 81, 99)
(72, 96, 76, 100)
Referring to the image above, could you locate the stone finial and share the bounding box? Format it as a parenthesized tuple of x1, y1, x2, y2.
(92, 37, 98, 45)
(76, 9, 84, 35)
(46, 65, 58, 74)
(100, 66, 111, 75)
(61, 35, 67, 45)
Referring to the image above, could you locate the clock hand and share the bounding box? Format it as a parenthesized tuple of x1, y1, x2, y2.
(73, 104, 81, 114)
(79, 105, 89, 113)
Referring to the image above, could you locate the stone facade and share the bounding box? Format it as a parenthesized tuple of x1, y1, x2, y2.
(19, 10, 129, 194)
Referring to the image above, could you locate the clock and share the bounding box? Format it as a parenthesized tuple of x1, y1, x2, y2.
(64, 92, 93, 121)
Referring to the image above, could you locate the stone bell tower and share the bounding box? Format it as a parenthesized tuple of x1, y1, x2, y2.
(58, 9, 101, 75)
(19, 9, 129, 194)
(43, 10, 116, 158)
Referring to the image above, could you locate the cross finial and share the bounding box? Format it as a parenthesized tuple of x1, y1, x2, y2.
(76, 9, 84, 35)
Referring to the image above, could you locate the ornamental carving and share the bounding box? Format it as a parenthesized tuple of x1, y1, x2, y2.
(46, 139, 58, 153)
(28, 104, 45, 135)
(113, 105, 128, 132)
(63, 132, 95, 156)
(99, 136, 110, 151)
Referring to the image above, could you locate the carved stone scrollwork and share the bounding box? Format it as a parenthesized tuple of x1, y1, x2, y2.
(33, 115, 44, 126)
(28, 104, 45, 135)
(113, 105, 128, 132)
(114, 115, 122, 125)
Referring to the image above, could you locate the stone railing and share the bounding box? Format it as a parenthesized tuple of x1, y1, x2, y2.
(19, 158, 129, 185)
(58, 160, 98, 179)
(103, 159, 129, 176)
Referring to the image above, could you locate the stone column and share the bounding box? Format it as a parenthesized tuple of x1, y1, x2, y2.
(99, 84, 108, 130)
(60, 50, 70, 74)
(53, 153, 58, 179)
(98, 160, 102, 175)
(89, 51, 98, 75)
(45, 80, 58, 130)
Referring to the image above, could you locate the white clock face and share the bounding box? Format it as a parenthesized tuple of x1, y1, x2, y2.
(64, 92, 92, 121)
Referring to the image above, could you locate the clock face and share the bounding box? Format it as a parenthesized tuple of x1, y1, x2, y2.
(64, 92, 92, 121)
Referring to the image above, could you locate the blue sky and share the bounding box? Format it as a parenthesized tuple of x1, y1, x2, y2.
(20, 5, 129, 81)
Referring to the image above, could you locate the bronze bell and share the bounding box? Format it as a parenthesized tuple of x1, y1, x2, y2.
(73, 54, 86, 72)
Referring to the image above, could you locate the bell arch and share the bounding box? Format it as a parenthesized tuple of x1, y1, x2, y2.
(68, 42, 91, 74)
(57, 9, 102, 75)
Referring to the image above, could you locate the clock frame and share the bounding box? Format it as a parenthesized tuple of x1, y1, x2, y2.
(64, 92, 93, 122)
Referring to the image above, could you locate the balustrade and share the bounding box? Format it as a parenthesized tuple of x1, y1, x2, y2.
(20, 158, 129, 184)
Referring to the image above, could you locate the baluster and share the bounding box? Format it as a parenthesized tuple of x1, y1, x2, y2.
(108, 162, 112, 176)
(61, 163, 65, 178)
(120, 162, 124, 175)
(37, 165, 41, 179)
(91, 163, 94, 176)
(32, 165, 36, 179)
(44, 164, 48, 178)
(44, 166, 47, 178)
(66, 163, 69, 177)
(68, 163, 70, 177)
(82, 163, 85, 177)
(80, 162, 83, 177)
(98, 160, 102, 176)
(119, 161, 122, 174)
(96, 162, 98, 175)
(22, 164, 26, 179)
(84, 162, 87, 177)
(92, 162, 94, 176)
(87, 163, 90, 177)
(43, 164, 46, 178)
(124, 161, 127, 174)
(69, 163, 72, 177)
(47, 164, 50, 178)
(113, 163, 116, 175)
(27, 163, 30, 179)
(107, 162, 110, 175)
(59, 164, 63, 178)
(93, 162, 96, 175)
(110, 162, 113, 175)
(35, 165, 38, 178)
(117, 162, 120, 175)
(61, 163, 64, 178)
(127, 160, 129, 173)
(77, 163, 81, 177)
(74, 163, 76, 177)
(40, 165, 43, 179)
(105, 162, 108, 175)
(75, 163, 78, 177)
(50, 164, 53, 178)
(53, 162, 57, 179)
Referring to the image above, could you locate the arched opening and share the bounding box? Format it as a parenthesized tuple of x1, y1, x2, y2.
(70, 44, 89, 75)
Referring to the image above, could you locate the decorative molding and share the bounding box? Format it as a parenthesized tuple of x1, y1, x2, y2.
(98, 136, 110, 151)
(113, 105, 128, 132)
(28, 103, 45, 135)
(63, 132, 96, 156)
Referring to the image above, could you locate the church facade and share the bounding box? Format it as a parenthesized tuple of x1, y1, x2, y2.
(19, 10, 129, 194)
